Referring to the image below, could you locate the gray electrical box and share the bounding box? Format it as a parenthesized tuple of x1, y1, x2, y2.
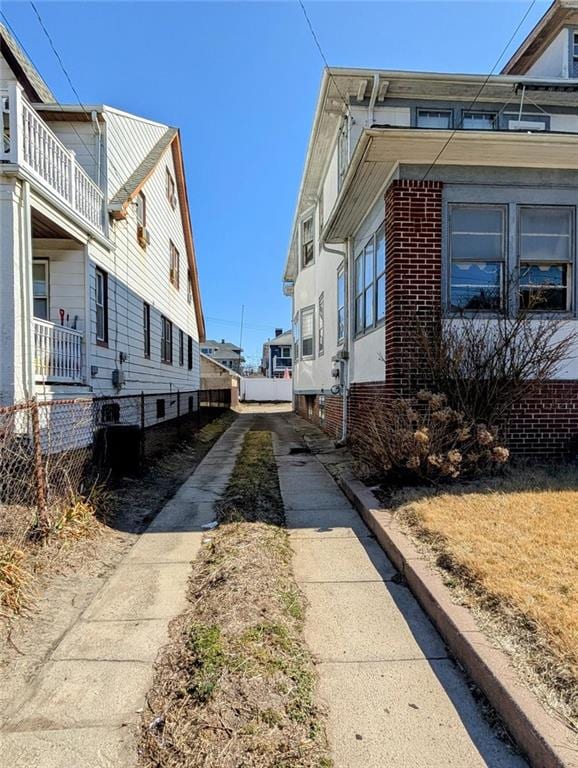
(112, 368, 125, 389)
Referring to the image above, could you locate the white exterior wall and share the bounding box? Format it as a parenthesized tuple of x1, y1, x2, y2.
(103, 109, 168, 198)
(89, 135, 200, 396)
(550, 113, 578, 133)
(48, 121, 102, 185)
(527, 28, 569, 78)
(351, 193, 387, 384)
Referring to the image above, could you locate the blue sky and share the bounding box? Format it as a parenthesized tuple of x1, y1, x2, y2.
(3, 0, 549, 366)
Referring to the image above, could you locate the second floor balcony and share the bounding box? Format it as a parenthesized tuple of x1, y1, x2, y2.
(2, 83, 105, 234)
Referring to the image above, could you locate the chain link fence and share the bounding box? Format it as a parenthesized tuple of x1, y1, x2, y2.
(0, 389, 231, 548)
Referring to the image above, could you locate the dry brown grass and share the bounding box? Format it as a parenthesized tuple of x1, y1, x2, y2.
(390, 467, 578, 728)
(140, 431, 331, 768)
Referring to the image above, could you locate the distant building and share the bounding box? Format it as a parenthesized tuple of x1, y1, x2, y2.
(262, 328, 293, 378)
(200, 353, 240, 405)
(200, 339, 244, 373)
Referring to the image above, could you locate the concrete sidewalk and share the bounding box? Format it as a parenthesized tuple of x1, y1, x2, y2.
(0, 418, 250, 768)
(272, 411, 527, 768)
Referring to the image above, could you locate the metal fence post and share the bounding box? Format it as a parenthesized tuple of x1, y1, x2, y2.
(177, 390, 181, 440)
(30, 399, 49, 537)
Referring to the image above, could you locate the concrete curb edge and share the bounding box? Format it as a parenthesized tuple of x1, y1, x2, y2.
(335, 469, 577, 768)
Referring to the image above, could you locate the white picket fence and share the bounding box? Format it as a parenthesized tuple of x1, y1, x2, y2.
(239, 377, 292, 402)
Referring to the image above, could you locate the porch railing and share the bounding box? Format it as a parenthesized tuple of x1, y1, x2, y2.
(2, 85, 105, 233)
(33, 319, 84, 384)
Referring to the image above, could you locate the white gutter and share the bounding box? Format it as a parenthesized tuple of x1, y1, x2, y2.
(367, 73, 380, 126)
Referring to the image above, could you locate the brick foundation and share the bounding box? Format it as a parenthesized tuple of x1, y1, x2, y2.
(295, 393, 343, 440)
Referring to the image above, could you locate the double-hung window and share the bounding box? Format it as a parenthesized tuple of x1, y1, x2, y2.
(161, 315, 173, 364)
(449, 206, 505, 312)
(293, 313, 300, 361)
(519, 207, 573, 312)
(169, 241, 180, 289)
(179, 329, 185, 366)
(417, 109, 452, 129)
(337, 266, 345, 344)
(318, 292, 325, 356)
(166, 169, 177, 208)
(300, 306, 314, 359)
(187, 335, 193, 370)
(462, 111, 497, 130)
(95, 268, 108, 344)
(301, 216, 314, 267)
(355, 224, 386, 334)
(33, 260, 49, 320)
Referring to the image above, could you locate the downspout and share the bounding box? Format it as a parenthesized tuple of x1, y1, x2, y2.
(21, 180, 35, 400)
(321, 237, 350, 444)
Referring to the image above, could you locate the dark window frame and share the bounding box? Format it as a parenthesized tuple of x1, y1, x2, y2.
(169, 241, 180, 290)
(143, 301, 151, 358)
(161, 315, 173, 364)
(179, 328, 184, 366)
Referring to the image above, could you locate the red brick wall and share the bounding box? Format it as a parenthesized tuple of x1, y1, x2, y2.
(505, 382, 578, 459)
(294, 393, 343, 440)
(384, 179, 442, 397)
(294, 179, 578, 459)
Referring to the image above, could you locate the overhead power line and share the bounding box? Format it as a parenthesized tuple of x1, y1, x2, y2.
(421, 0, 537, 181)
(297, 0, 349, 111)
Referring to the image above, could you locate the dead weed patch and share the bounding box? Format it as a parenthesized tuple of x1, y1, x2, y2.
(140, 430, 331, 768)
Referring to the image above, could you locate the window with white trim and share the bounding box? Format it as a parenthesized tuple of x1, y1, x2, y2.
(95, 268, 108, 343)
(300, 306, 314, 359)
(293, 313, 300, 361)
(301, 215, 314, 267)
(449, 206, 505, 312)
(33, 259, 49, 320)
(337, 266, 345, 344)
(169, 241, 180, 289)
(318, 292, 325, 356)
(519, 207, 573, 312)
(354, 222, 386, 334)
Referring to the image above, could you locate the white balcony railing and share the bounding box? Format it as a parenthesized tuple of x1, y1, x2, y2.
(33, 319, 84, 384)
(2, 85, 105, 232)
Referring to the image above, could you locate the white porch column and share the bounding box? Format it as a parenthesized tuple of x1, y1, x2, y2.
(0, 179, 29, 404)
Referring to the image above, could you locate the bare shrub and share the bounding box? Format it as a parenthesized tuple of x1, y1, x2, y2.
(353, 391, 509, 484)
(413, 298, 574, 426)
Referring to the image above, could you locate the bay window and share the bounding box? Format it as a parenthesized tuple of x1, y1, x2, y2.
(519, 207, 572, 312)
(449, 206, 505, 312)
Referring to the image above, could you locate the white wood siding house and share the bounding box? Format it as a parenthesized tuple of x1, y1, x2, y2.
(0, 23, 205, 407)
(284, 0, 578, 458)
